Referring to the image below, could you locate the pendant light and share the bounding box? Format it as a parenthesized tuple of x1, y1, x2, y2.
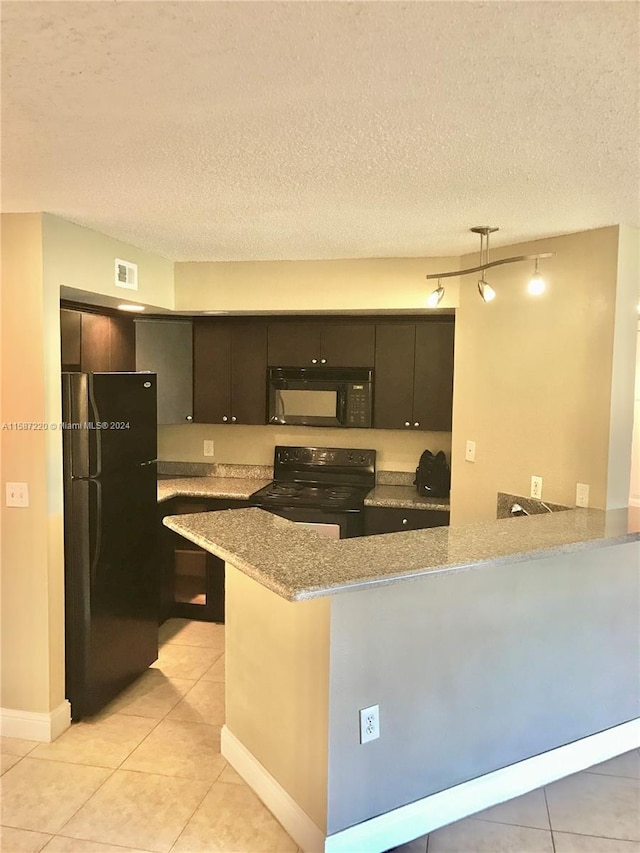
(425, 227, 554, 304)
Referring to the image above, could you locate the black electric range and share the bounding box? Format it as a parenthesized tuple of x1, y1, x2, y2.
(249, 445, 376, 539)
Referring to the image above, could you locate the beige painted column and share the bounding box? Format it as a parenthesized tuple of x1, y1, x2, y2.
(1, 213, 67, 738)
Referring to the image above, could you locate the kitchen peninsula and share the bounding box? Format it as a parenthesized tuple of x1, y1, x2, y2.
(163, 507, 640, 853)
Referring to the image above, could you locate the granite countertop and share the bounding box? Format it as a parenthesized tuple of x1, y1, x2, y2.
(157, 469, 450, 510)
(158, 478, 450, 510)
(157, 477, 271, 502)
(162, 505, 640, 602)
(364, 485, 450, 511)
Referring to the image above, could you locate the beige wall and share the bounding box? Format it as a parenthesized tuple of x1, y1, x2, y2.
(174, 257, 460, 312)
(606, 225, 640, 508)
(42, 214, 175, 310)
(450, 226, 631, 524)
(159, 422, 451, 472)
(225, 564, 330, 831)
(1, 213, 65, 713)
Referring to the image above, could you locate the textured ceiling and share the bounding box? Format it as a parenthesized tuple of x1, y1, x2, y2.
(2, 1, 639, 261)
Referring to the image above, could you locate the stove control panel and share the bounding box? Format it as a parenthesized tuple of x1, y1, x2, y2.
(275, 446, 375, 469)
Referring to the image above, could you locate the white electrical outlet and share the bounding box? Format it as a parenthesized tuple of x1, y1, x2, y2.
(465, 440, 476, 462)
(359, 704, 380, 744)
(576, 483, 590, 507)
(6, 482, 29, 507)
(203, 440, 214, 458)
(530, 476, 543, 500)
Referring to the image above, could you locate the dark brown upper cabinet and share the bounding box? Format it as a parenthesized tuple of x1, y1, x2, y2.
(267, 322, 375, 367)
(135, 320, 193, 425)
(108, 315, 136, 372)
(374, 318, 454, 432)
(194, 319, 267, 425)
(60, 309, 136, 373)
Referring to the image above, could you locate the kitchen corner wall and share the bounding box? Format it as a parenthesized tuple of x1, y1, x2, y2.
(451, 225, 638, 524)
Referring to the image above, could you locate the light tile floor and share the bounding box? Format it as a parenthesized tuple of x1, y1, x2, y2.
(1, 618, 638, 853)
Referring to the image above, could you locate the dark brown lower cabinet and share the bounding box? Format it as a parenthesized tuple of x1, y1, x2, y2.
(159, 497, 249, 624)
(364, 506, 450, 535)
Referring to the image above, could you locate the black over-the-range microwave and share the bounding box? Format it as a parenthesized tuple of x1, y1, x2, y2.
(268, 367, 373, 428)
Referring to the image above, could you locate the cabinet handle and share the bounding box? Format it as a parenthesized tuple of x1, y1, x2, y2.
(186, 415, 193, 422)
(231, 416, 237, 423)
(402, 518, 409, 525)
(321, 358, 327, 364)
(311, 358, 318, 364)
(414, 422, 420, 428)
(222, 416, 228, 422)
(404, 421, 410, 427)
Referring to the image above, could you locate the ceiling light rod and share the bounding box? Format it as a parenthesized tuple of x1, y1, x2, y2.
(426, 227, 554, 280)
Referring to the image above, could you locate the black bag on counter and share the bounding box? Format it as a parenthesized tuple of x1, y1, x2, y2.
(414, 450, 451, 498)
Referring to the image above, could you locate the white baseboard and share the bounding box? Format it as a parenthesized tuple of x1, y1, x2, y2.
(221, 726, 327, 853)
(223, 718, 640, 853)
(0, 701, 71, 743)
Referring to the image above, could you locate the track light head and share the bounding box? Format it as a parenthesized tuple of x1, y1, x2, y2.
(528, 259, 546, 295)
(477, 278, 496, 302)
(426, 281, 445, 308)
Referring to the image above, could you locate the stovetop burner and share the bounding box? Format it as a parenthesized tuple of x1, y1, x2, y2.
(250, 445, 376, 511)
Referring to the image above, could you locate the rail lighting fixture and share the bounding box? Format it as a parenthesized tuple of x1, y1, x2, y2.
(426, 227, 554, 305)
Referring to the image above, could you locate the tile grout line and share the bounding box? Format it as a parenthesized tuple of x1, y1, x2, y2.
(469, 815, 555, 835)
(543, 786, 556, 853)
(165, 763, 226, 853)
(582, 769, 640, 780)
(552, 828, 640, 843)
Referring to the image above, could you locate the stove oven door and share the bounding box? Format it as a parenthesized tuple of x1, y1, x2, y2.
(258, 506, 363, 539)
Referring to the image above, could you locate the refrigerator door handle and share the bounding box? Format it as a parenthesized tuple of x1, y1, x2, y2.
(89, 477, 103, 585)
(88, 376, 103, 477)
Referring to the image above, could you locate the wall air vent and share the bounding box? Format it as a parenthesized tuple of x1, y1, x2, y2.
(115, 258, 138, 291)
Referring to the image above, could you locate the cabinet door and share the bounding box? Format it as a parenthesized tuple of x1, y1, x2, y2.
(373, 324, 415, 430)
(267, 324, 321, 366)
(413, 320, 455, 431)
(230, 322, 267, 424)
(320, 324, 375, 367)
(80, 313, 111, 373)
(136, 320, 193, 424)
(61, 309, 82, 369)
(193, 321, 231, 424)
(109, 315, 136, 372)
(364, 506, 450, 535)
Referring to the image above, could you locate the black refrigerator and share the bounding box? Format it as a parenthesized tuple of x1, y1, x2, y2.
(62, 372, 159, 720)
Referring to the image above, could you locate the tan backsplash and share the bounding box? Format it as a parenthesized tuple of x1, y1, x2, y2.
(158, 422, 452, 473)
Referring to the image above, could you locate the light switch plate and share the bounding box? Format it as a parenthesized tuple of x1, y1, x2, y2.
(6, 482, 29, 507)
(203, 440, 214, 458)
(465, 440, 476, 462)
